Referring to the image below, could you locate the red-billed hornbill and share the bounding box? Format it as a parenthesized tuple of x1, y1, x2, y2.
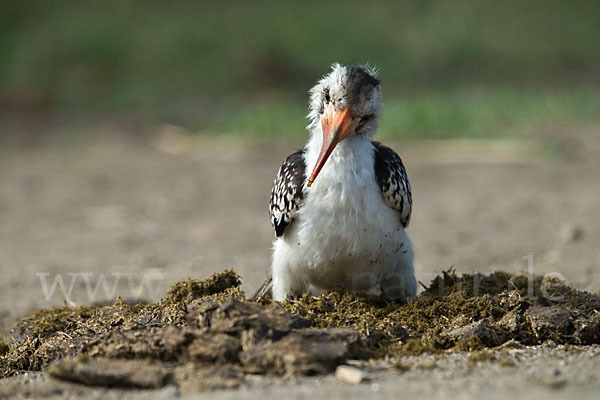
(268, 64, 416, 303)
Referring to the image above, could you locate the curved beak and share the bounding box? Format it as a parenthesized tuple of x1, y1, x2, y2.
(307, 103, 359, 187)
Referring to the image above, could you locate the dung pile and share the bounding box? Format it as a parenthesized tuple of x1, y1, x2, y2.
(284, 270, 600, 355)
(0, 269, 599, 391)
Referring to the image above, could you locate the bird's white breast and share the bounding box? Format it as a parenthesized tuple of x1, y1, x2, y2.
(273, 135, 413, 295)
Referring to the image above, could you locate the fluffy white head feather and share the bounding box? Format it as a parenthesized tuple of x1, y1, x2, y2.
(307, 64, 383, 138)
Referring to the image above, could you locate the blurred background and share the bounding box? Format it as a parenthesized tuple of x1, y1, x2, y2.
(2, 0, 600, 141)
(0, 0, 599, 330)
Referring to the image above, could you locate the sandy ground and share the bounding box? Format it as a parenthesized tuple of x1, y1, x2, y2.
(0, 124, 599, 398)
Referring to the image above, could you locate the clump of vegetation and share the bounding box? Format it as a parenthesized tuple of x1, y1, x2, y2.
(0, 269, 598, 392)
(1, 270, 244, 377)
(164, 271, 242, 304)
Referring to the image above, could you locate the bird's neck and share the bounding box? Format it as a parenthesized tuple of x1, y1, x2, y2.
(304, 128, 375, 180)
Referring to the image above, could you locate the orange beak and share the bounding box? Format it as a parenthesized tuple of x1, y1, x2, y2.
(307, 104, 359, 187)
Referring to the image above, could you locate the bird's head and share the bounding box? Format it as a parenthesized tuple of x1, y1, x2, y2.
(307, 64, 383, 187)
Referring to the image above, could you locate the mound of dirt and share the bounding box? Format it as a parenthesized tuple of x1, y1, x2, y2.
(1, 270, 598, 391)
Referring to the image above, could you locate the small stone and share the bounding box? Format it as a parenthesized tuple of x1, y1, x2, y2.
(560, 224, 584, 243)
(161, 384, 179, 397)
(335, 365, 366, 385)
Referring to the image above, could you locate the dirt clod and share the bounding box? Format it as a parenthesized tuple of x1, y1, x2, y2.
(526, 305, 574, 343)
(48, 357, 169, 389)
(240, 329, 348, 375)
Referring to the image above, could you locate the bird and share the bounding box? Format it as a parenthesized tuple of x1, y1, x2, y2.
(267, 64, 416, 303)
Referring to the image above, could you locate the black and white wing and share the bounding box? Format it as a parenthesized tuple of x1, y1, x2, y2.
(269, 149, 306, 237)
(372, 142, 412, 228)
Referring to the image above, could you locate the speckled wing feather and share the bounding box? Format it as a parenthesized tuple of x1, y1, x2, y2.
(269, 149, 306, 237)
(372, 142, 412, 228)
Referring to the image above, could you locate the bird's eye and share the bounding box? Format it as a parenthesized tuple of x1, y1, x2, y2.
(323, 88, 330, 104)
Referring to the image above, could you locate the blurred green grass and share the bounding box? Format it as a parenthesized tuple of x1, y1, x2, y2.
(215, 87, 600, 142)
(1, 0, 599, 140)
